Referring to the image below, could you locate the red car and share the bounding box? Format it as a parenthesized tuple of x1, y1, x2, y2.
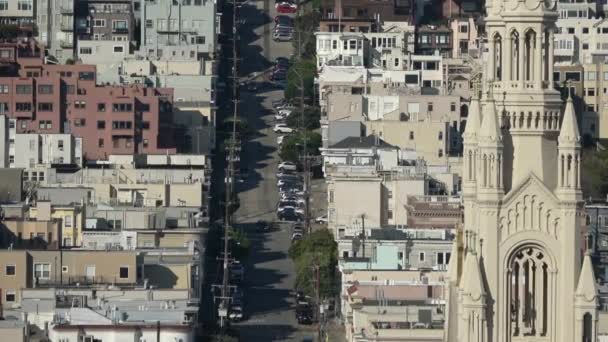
(276, 2, 297, 13)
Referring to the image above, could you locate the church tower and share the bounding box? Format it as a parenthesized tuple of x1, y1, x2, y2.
(444, 0, 599, 339)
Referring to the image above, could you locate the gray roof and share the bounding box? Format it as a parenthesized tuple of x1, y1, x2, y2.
(329, 135, 396, 149)
(0, 168, 22, 203)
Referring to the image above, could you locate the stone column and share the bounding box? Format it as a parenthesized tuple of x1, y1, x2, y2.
(519, 36, 526, 88)
(536, 35, 543, 88)
(548, 31, 555, 85)
(504, 37, 512, 83)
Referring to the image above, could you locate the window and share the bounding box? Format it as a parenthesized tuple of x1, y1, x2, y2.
(119, 266, 129, 279)
(98, 138, 104, 147)
(15, 102, 31, 111)
(604, 72, 608, 81)
(17, 0, 32, 10)
(39, 120, 52, 130)
(74, 100, 86, 109)
(586, 88, 596, 96)
(38, 103, 53, 111)
(329, 190, 334, 203)
(387, 210, 393, 220)
(419, 252, 425, 262)
(38, 85, 53, 94)
(450, 102, 456, 112)
(583, 27, 589, 34)
(5, 291, 15, 303)
(438, 252, 444, 265)
(112, 121, 133, 129)
(93, 19, 106, 27)
(459, 25, 468, 33)
(565, 71, 581, 81)
(387, 190, 393, 199)
(112, 20, 128, 31)
(587, 104, 595, 112)
(97, 120, 106, 129)
(112, 103, 133, 112)
(195, 0, 202, 4)
(97, 103, 106, 112)
(62, 265, 69, 272)
(583, 43, 589, 50)
(438, 131, 443, 140)
(5, 264, 15, 275)
(146, 19, 153, 28)
(409, 131, 414, 140)
(79, 47, 92, 54)
(78, 72, 95, 80)
(113, 46, 124, 53)
(58, 140, 64, 151)
(0, 84, 7, 94)
(34, 263, 50, 279)
(438, 149, 444, 157)
(15, 84, 31, 94)
(143, 139, 149, 148)
(190, 36, 205, 44)
(0, 0, 7, 10)
(568, 27, 575, 34)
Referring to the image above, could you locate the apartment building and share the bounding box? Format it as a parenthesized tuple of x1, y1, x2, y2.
(35, 0, 76, 62)
(140, 0, 217, 61)
(450, 17, 480, 58)
(315, 26, 415, 70)
(415, 25, 452, 57)
(586, 200, 608, 282)
(0, 0, 35, 28)
(0, 217, 62, 249)
(319, 0, 412, 25)
(0, 116, 84, 168)
(340, 267, 446, 341)
(553, 0, 608, 64)
(12, 288, 197, 342)
(337, 228, 454, 269)
(0, 39, 178, 160)
(405, 195, 461, 228)
(440, 0, 483, 18)
(320, 135, 401, 175)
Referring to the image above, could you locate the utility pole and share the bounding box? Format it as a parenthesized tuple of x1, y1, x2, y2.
(294, 68, 311, 234)
(214, 0, 240, 330)
(361, 214, 366, 258)
(314, 261, 321, 341)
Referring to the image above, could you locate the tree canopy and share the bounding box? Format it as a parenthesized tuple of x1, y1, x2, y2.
(285, 106, 320, 130)
(289, 229, 338, 298)
(285, 59, 316, 104)
(279, 131, 322, 163)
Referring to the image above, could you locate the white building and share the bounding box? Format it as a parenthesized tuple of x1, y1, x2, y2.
(554, 0, 608, 64)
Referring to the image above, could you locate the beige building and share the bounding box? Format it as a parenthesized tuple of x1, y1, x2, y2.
(28, 201, 85, 247)
(0, 218, 62, 250)
(444, 1, 599, 339)
(326, 164, 427, 236)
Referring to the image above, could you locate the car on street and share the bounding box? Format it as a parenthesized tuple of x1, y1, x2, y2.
(229, 305, 244, 321)
(276, 2, 297, 13)
(277, 135, 285, 145)
(278, 208, 303, 222)
(296, 304, 313, 324)
(272, 99, 287, 107)
(273, 123, 294, 133)
(277, 178, 302, 187)
(275, 15, 293, 25)
(273, 30, 293, 41)
(256, 220, 271, 232)
(315, 214, 328, 224)
(292, 232, 303, 240)
(277, 162, 297, 171)
(275, 56, 290, 66)
(277, 174, 303, 183)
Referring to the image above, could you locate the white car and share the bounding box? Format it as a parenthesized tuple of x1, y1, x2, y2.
(277, 135, 285, 145)
(278, 109, 293, 117)
(273, 124, 293, 133)
(278, 162, 297, 171)
(315, 215, 328, 224)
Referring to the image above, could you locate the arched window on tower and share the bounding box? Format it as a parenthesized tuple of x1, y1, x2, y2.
(511, 30, 520, 81)
(508, 245, 551, 338)
(525, 30, 537, 82)
(494, 34, 503, 81)
(583, 312, 592, 342)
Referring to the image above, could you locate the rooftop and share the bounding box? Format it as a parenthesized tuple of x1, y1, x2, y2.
(329, 135, 397, 149)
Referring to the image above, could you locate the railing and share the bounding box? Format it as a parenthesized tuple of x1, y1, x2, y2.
(36, 276, 139, 288)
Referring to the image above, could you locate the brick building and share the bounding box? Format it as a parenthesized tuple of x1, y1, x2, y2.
(0, 39, 176, 161)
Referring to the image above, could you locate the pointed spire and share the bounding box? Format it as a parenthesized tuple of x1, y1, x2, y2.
(559, 92, 581, 146)
(478, 86, 502, 144)
(461, 251, 486, 303)
(575, 254, 598, 304)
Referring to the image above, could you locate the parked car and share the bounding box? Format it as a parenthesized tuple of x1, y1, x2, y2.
(273, 31, 293, 41)
(275, 15, 293, 25)
(273, 124, 294, 133)
(278, 208, 303, 222)
(272, 99, 287, 107)
(229, 305, 244, 321)
(315, 215, 328, 224)
(296, 304, 313, 324)
(275, 56, 290, 66)
(278, 162, 297, 171)
(292, 232, 303, 240)
(277, 179, 302, 187)
(276, 2, 297, 13)
(277, 135, 285, 145)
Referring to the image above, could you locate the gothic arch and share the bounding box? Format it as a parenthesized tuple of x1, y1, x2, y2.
(505, 243, 555, 338)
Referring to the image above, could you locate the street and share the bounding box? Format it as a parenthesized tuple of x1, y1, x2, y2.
(231, 0, 316, 340)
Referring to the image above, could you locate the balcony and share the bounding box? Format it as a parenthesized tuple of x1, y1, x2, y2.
(59, 39, 74, 48)
(112, 27, 129, 34)
(60, 22, 73, 31)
